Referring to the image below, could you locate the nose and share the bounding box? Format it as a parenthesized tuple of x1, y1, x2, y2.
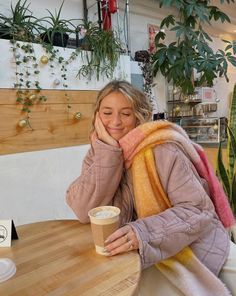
(111, 113, 122, 126)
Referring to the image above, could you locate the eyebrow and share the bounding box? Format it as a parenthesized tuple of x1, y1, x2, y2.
(101, 107, 133, 110)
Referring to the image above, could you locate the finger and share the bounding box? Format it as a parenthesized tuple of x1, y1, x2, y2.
(90, 131, 98, 143)
(128, 240, 134, 250)
(105, 233, 135, 255)
(95, 113, 107, 138)
(95, 113, 101, 131)
(105, 230, 132, 252)
(94, 113, 99, 132)
(96, 112, 104, 127)
(106, 235, 127, 250)
(95, 112, 120, 147)
(105, 225, 130, 244)
(106, 240, 133, 256)
(95, 112, 99, 124)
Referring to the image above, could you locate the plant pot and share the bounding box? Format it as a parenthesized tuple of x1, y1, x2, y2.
(41, 31, 69, 47)
(0, 26, 13, 40)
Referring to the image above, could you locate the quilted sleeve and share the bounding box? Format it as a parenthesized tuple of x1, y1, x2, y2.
(66, 139, 124, 223)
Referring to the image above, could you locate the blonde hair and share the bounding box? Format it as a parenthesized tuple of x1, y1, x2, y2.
(91, 80, 152, 133)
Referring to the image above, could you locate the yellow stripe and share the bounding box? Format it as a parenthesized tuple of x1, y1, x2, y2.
(131, 129, 197, 280)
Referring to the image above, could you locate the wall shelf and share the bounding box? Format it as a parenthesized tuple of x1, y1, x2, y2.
(167, 100, 202, 104)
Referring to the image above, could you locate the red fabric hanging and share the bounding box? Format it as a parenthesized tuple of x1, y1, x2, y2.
(101, 0, 117, 30)
(102, 0, 111, 30)
(109, 0, 117, 13)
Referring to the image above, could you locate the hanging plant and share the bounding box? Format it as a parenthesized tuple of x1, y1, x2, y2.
(217, 84, 236, 218)
(77, 20, 122, 80)
(11, 40, 47, 128)
(42, 43, 79, 112)
(135, 50, 156, 112)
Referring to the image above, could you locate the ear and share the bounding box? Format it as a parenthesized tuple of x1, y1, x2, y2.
(135, 119, 140, 127)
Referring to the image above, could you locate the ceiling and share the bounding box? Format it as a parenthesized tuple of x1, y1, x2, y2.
(121, 0, 236, 40)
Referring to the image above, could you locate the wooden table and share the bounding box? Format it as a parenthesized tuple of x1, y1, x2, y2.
(0, 220, 141, 296)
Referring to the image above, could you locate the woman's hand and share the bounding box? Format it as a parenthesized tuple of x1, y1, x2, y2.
(104, 224, 139, 256)
(95, 112, 120, 147)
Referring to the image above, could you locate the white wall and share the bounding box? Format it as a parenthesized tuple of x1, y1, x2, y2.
(0, 39, 130, 89)
(0, 145, 90, 225)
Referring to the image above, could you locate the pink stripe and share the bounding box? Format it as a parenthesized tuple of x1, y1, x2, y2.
(119, 127, 145, 161)
(194, 146, 235, 228)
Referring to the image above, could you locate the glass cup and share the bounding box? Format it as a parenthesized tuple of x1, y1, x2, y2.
(88, 206, 120, 255)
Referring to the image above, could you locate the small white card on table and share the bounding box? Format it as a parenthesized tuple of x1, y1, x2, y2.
(0, 220, 18, 247)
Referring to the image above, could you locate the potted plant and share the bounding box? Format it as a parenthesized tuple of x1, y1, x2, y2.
(134, 50, 158, 113)
(39, 0, 77, 47)
(77, 20, 122, 80)
(152, 0, 236, 96)
(0, 0, 41, 42)
(217, 84, 236, 217)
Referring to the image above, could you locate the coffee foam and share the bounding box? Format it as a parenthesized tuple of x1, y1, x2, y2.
(88, 206, 120, 225)
(94, 210, 116, 219)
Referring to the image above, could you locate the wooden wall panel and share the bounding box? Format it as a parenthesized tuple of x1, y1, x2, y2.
(0, 89, 98, 155)
(1, 88, 228, 165)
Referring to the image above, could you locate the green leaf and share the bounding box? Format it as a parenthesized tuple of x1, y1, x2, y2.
(202, 30, 213, 42)
(176, 27, 185, 38)
(231, 173, 236, 214)
(228, 126, 236, 158)
(228, 56, 236, 67)
(167, 49, 176, 64)
(151, 0, 236, 95)
(158, 50, 167, 66)
(222, 39, 231, 44)
(160, 15, 175, 28)
(217, 142, 231, 198)
(225, 44, 232, 51)
(170, 25, 181, 32)
(159, 0, 173, 8)
(155, 31, 166, 45)
(219, 12, 231, 23)
(186, 4, 194, 17)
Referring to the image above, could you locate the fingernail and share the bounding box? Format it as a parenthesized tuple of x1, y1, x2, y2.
(103, 248, 110, 254)
(105, 238, 110, 243)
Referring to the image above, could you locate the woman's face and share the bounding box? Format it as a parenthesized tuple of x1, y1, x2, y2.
(99, 91, 137, 140)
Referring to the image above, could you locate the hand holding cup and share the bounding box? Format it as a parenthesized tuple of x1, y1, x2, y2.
(88, 206, 120, 255)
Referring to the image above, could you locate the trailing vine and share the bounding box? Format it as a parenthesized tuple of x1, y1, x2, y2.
(11, 40, 46, 128)
(41, 43, 80, 114)
(9, 26, 121, 126)
(11, 40, 83, 128)
(136, 51, 157, 112)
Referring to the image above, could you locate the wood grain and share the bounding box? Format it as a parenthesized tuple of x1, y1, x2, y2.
(0, 220, 141, 296)
(0, 89, 98, 155)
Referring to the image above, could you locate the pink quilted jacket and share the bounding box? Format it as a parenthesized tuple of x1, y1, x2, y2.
(66, 139, 230, 275)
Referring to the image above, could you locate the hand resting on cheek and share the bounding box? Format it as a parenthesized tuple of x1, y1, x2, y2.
(95, 112, 120, 147)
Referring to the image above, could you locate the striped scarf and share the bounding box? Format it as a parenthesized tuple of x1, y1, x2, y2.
(119, 121, 234, 296)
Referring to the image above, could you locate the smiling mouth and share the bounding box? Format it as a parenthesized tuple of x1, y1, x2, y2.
(107, 127, 123, 131)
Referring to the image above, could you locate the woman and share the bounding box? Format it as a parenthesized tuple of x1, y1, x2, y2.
(66, 80, 235, 295)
